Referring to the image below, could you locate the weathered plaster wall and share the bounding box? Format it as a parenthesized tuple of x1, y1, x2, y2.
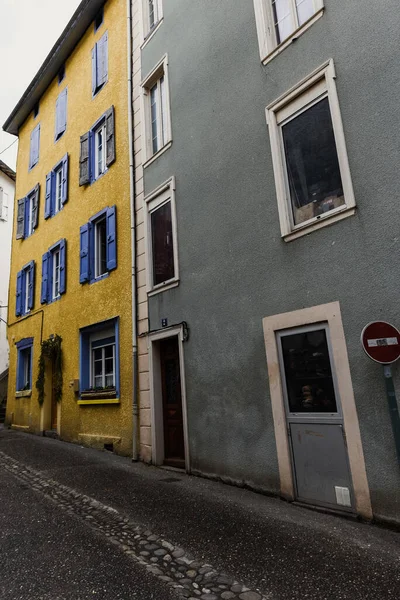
(0, 170, 15, 373)
(141, 0, 400, 521)
(6, 0, 134, 455)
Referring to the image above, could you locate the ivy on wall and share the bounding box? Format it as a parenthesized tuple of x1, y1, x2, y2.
(36, 335, 63, 406)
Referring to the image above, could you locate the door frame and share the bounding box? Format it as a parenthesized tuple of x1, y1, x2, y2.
(262, 301, 372, 519)
(148, 326, 190, 471)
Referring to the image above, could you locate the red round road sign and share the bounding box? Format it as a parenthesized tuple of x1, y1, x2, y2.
(361, 321, 400, 364)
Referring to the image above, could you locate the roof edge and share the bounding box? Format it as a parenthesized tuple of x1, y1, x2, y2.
(0, 160, 16, 182)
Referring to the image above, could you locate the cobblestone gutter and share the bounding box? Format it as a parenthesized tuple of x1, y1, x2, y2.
(0, 450, 271, 600)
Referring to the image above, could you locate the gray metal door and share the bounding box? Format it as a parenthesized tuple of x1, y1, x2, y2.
(277, 325, 354, 512)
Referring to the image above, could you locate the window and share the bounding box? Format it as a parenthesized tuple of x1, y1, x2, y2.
(58, 64, 65, 84)
(16, 261, 35, 317)
(45, 155, 69, 219)
(142, 0, 163, 38)
(145, 178, 179, 293)
(16, 184, 40, 240)
(253, 0, 324, 62)
(79, 318, 120, 400)
(29, 124, 40, 170)
(79, 107, 115, 185)
(94, 7, 104, 31)
(266, 60, 355, 241)
(0, 187, 8, 221)
(55, 88, 67, 140)
(41, 239, 67, 304)
(92, 30, 108, 96)
(142, 56, 171, 163)
(80, 206, 117, 284)
(16, 338, 33, 392)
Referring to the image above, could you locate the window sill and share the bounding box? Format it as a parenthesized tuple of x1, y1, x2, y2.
(148, 278, 179, 297)
(78, 399, 120, 405)
(89, 272, 110, 285)
(141, 18, 164, 49)
(283, 206, 356, 242)
(262, 9, 324, 66)
(81, 389, 117, 400)
(15, 390, 32, 398)
(143, 140, 172, 169)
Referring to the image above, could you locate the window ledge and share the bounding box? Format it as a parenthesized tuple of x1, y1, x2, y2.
(15, 390, 32, 398)
(262, 9, 324, 66)
(81, 389, 117, 400)
(148, 278, 179, 297)
(143, 140, 172, 169)
(78, 399, 120, 406)
(141, 18, 164, 49)
(283, 206, 356, 242)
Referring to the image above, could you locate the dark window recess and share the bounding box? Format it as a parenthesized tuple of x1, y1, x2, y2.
(282, 97, 344, 226)
(33, 103, 39, 118)
(151, 202, 174, 286)
(95, 7, 104, 31)
(58, 64, 65, 84)
(95, 217, 107, 278)
(281, 329, 338, 414)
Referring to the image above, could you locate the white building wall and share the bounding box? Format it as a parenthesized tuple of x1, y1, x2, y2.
(0, 169, 15, 373)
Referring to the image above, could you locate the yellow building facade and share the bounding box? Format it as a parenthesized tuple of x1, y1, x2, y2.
(5, 0, 135, 455)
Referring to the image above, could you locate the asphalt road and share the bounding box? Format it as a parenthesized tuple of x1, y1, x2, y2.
(0, 427, 399, 600)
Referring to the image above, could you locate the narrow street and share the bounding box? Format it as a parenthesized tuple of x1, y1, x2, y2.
(0, 428, 399, 600)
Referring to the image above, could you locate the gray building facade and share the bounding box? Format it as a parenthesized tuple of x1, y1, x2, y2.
(133, 0, 400, 524)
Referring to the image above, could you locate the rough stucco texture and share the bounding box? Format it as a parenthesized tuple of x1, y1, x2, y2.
(6, 0, 134, 455)
(142, 0, 400, 521)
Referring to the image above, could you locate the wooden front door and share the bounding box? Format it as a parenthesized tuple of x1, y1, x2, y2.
(160, 337, 185, 468)
(51, 358, 58, 430)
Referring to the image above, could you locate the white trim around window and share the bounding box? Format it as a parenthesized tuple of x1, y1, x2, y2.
(144, 176, 179, 295)
(141, 55, 172, 167)
(265, 59, 356, 242)
(141, 0, 164, 48)
(253, 0, 324, 64)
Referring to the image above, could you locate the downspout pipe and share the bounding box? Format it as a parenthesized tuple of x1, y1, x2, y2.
(127, 0, 139, 461)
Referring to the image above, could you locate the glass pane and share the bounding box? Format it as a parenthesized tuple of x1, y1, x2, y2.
(94, 375, 103, 388)
(93, 348, 102, 361)
(296, 0, 315, 26)
(55, 168, 62, 213)
(151, 201, 174, 286)
(24, 348, 32, 389)
(282, 97, 345, 226)
(281, 329, 338, 413)
(149, 0, 155, 28)
(150, 84, 158, 154)
(104, 345, 114, 359)
(160, 76, 167, 147)
(95, 218, 107, 277)
(94, 360, 103, 376)
(97, 129, 104, 175)
(105, 358, 114, 374)
(272, 0, 294, 44)
(105, 374, 114, 387)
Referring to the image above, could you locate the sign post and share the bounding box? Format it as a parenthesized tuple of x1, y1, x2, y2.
(361, 321, 400, 464)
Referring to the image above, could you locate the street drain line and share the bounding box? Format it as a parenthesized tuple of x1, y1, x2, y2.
(0, 451, 270, 600)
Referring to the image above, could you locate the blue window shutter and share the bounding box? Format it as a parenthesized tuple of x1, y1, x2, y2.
(41, 252, 49, 303)
(28, 261, 35, 311)
(45, 173, 52, 219)
(30, 125, 40, 168)
(59, 239, 67, 294)
(100, 31, 108, 85)
(16, 198, 25, 239)
(80, 224, 90, 283)
(55, 95, 61, 138)
(61, 154, 69, 205)
(92, 45, 98, 94)
(106, 205, 117, 271)
(16, 271, 23, 316)
(61, 89, 67, 133)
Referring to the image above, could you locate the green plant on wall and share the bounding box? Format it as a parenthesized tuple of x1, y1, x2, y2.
(36, 335, 63, 406)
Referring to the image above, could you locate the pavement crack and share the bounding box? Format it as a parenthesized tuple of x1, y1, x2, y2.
(0, 450, 272, 600)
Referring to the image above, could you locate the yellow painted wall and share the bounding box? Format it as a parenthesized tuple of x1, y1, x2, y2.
(6, 0, 134, 456)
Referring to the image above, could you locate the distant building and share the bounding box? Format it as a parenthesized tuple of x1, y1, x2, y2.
(0, 160, 15, 372)
(3, 0, 135, 454)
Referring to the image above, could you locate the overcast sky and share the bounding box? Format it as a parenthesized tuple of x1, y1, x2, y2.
(0, 0, 80, 170)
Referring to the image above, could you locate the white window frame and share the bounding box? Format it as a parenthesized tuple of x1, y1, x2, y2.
(265, 59, 356, 242)
(52, 249, 61, 300)
(54, 165, 63, 215)
(141, 55, 172, 167)
(91, 342, 115, 388)
(94, 215, 107, 279)
(89, 327, 116, 389)
(94, 122, 107, 180)
(24, 269, 30, 314)
(0, 187, 8, 221)
(141, 0, 163, 47)
(253, 0, 324, 64)
(144, 176, 179, 295)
